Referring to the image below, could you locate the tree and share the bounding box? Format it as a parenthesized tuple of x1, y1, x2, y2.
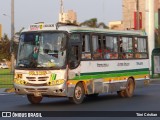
(3, 33, 10, 41)
(15, 27, 25, 36)
(80, 18, 108, 29)
(0, 40, 11, 61)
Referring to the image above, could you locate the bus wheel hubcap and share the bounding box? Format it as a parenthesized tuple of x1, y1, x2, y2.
(75, 86, 82, 99)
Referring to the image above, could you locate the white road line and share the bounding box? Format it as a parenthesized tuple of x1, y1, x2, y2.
(0, 93, 15, 95)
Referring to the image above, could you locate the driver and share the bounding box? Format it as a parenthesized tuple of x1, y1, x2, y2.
(43, 43, 52, 54)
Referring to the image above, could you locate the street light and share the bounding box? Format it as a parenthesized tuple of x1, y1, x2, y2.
(11, 0, 15, 73)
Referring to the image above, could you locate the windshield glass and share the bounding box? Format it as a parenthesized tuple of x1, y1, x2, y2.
(16, 32, 67, 69)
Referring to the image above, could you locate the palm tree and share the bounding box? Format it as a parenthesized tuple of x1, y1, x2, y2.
(80, 18, 108, 29)
(97, 22, 109, 29)
(15, 27, 25, 36)
(80, 18, 98, 28)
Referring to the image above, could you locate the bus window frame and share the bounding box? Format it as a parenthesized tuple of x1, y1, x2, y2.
(81, 33, 92, 61)
(91, 33, 104, 60)
(103, 34, 119, 60)
(118, 35, 134, 60)
(68, 33, 82, 69)
(68, 32, 148, 62)
(134, 36, 148, 59)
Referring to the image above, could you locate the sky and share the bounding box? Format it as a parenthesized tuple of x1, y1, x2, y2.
(0, 0, 122, 38)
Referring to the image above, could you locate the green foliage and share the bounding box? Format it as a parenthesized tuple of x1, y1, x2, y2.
(80, 18, 109, 29)
(0, 40, 11, 61)
(0, 69, 11, 74)
(0, 33, 18, 61)
(3, 33, 9, 41)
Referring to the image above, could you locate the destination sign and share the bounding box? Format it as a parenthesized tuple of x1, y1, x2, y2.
(29, 24, 55, 31)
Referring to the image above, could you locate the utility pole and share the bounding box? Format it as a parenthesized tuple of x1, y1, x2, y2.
(145, 0, 155, 72)
(59, 0, 64, 22)
(11, 0, 15, 73)
(136, 0, 140, 30)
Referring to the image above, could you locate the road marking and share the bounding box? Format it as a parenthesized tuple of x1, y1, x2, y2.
(0, 94, 7, 95)
(0, 93, 15, 96)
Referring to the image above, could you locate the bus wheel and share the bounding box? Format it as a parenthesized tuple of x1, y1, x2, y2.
(117, 90, 125, 98)
(124, 78, 135, 98)
(86, 93, 99, 98)
(27, 95, 43, 104)
(69, 82, 85, 104)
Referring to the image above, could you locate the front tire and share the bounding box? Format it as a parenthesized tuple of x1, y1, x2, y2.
(69, 82, 85, 104)
(27, 95, 43, 104)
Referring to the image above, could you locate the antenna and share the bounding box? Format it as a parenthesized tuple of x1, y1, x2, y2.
(59, 0, 64, 22)
(60, 0, 64, 13)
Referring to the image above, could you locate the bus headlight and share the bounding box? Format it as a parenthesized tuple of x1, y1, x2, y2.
(14, 79, 27, 85)
(52, 80, 65, 85)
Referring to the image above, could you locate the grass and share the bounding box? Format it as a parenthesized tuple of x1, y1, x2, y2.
(0, 69, 11, 74)
(0, 69, 13, 88)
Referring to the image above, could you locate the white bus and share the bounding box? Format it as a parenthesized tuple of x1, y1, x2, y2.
(14, 23, 150, 104)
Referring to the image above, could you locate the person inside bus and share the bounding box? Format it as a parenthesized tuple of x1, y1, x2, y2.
(29, 47, 39, 67)
(121, 53, 126, 59)
(104, 46, 111, 59)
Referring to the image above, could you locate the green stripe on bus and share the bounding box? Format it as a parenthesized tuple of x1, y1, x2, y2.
(81, 68, 149, 76)
(73, 68, 149, 80)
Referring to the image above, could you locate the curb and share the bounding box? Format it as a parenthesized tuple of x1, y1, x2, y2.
(4, 87, 15, 93)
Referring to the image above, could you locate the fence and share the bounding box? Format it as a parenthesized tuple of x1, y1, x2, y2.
(0, 74, 14, 88)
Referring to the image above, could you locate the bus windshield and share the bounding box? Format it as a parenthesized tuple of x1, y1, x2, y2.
(16, 32, 67, 69)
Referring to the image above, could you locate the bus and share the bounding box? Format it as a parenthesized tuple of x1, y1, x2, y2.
(14, 23, 150, 104)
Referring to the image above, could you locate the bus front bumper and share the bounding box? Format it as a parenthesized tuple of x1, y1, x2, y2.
(14, 83, 67, 97)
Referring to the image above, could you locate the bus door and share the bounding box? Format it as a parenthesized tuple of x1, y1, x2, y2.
(68, 34, 82, 69)
(68, 43, 81, 69)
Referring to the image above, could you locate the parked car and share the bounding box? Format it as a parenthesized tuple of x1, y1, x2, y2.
(0, 63, 9, 69)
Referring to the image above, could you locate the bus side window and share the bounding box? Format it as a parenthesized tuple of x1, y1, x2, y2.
(104, 36, 118, 59)
(119, 37, 133, 59)
(92, 35, 103, 60)
(81, 35, 91, 60)
(135, 37, 147, 59)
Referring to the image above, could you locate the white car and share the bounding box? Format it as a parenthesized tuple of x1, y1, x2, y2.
(0, 63, 9, 69)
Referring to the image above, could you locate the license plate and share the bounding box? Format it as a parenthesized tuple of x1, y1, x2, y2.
(34, 92, 41, 97)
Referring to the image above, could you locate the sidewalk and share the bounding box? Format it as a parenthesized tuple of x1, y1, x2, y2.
(0, 88, 7, 94)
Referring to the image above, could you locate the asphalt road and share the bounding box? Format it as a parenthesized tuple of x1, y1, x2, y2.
(0, 80, 160, 120)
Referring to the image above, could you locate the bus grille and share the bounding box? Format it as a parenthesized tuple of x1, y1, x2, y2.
(26, 76, 49, 82)
(25, 88, 48, 93)
(25, 83, 48, 86)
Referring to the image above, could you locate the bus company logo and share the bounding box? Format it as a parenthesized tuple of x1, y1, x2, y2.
(29, 71, 47, 75)
(1, 112, 42, 118)
(2, 112, 11, 117)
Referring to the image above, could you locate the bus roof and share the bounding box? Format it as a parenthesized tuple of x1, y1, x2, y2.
(22, 23, 147, 37)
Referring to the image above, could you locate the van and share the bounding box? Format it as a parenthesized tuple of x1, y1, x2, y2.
(0, 63, 9, 69)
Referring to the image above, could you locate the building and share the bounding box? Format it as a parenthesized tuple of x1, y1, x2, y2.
(108, 21, 123, 30)
(122, 0, 160, 30)
(122, 0, 146, 30)
(0, 24, 2, 40)
(59, 10, 77, 23)
(59, 0, 77, 23)
(155, 0, 160, 29)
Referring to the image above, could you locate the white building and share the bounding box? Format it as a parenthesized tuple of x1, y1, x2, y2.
(59, 10, 77, 23)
